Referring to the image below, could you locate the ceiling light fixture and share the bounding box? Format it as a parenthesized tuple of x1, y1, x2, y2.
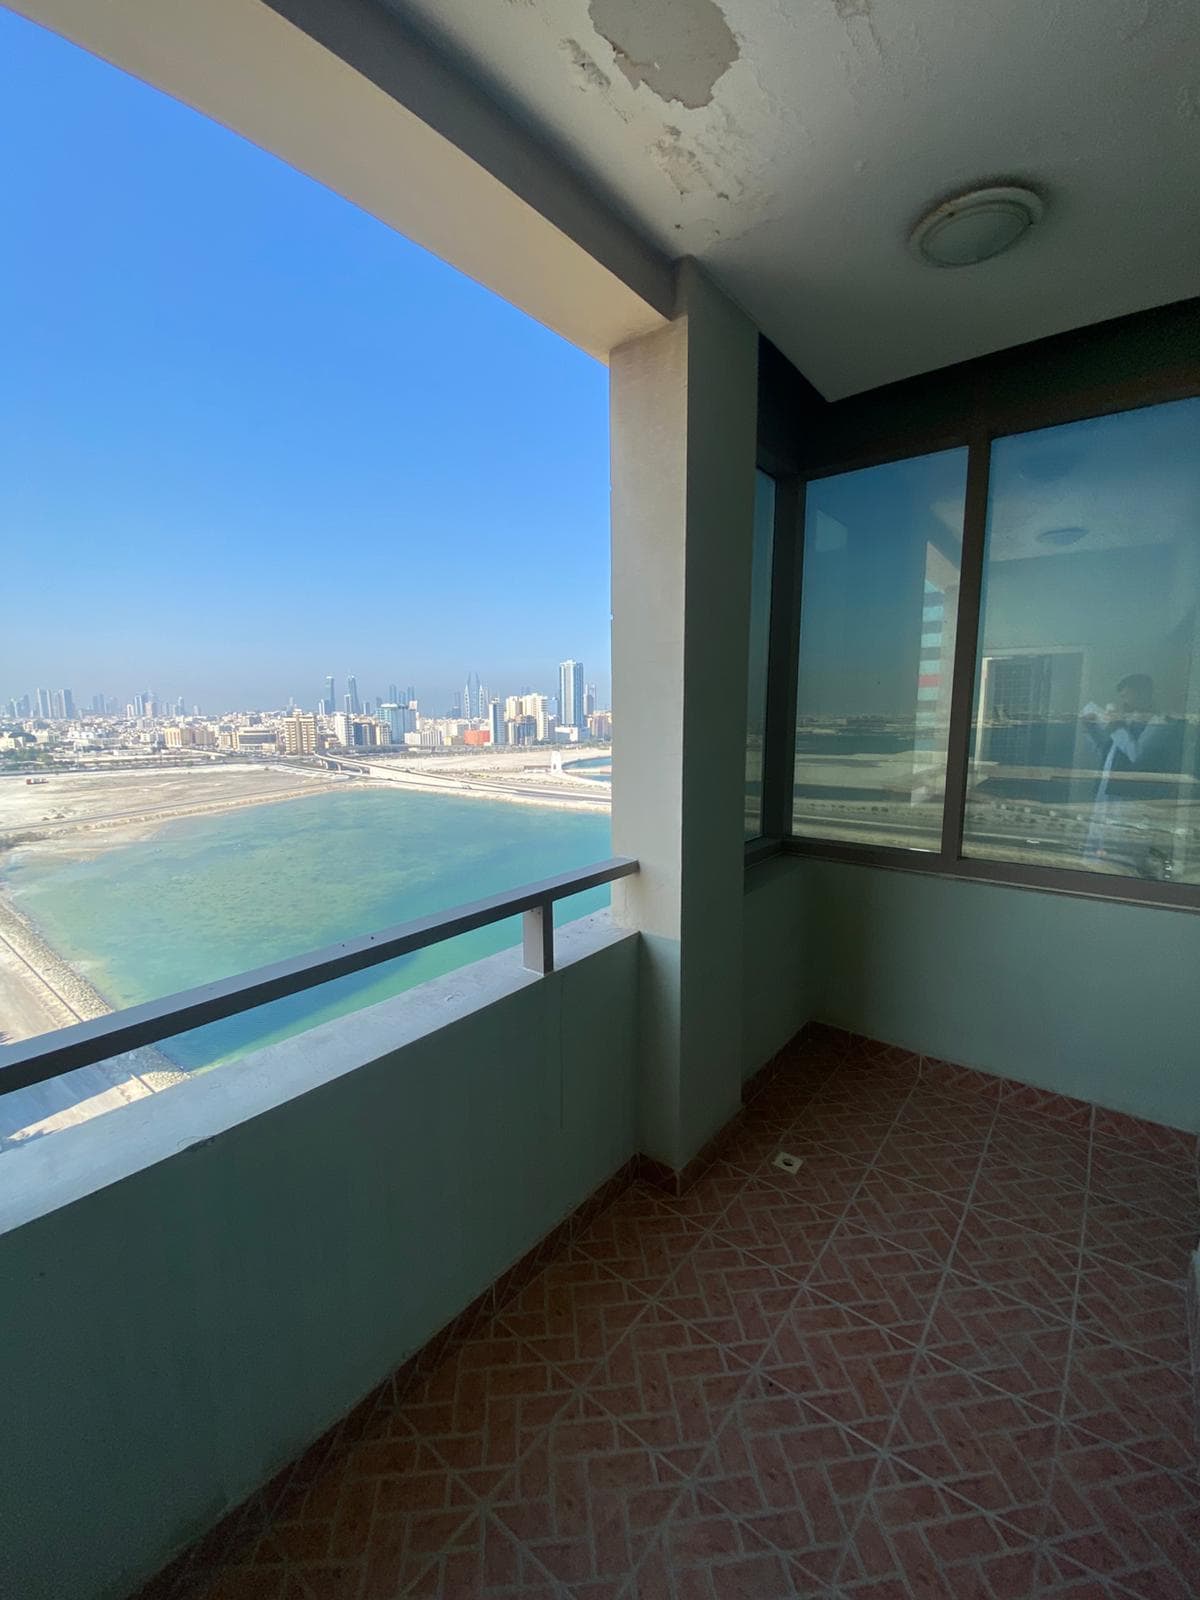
(1037, 525, 1088, 548)
(910, 184, 1045, 268)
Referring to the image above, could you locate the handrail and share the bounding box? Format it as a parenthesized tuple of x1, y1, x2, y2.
(0, 856, 639, 1096)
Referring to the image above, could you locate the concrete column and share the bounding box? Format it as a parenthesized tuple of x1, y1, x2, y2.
(610, 261, 758, 1170)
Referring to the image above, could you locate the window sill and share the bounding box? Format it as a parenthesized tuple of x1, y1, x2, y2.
(782, 837, 1200, 914)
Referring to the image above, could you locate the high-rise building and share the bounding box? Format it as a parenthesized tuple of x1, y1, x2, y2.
(488, 699, 504, 746)
(558, 659, 584, 730)
(57, 689, 75, 719)
(50, 690, 65, 719)
(585, 682, 597, 717)
(91, 693, 105, 714)
(133, 693, 145, 717)
(403, 686, 416, 707)
(325, 675, 336, 714)
(388, 683, 399, 706)
(35, 688, 52, 719)
(380, 703, 416, 742)
(463, 670, 484, 720)
(281, 713, 318, 755)
(347, 674, 360, 715)
(17, 694, 30, 717)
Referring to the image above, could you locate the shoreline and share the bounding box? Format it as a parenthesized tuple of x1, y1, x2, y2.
(0, 763, 613, 1099)
(0, 891, 189, 1151)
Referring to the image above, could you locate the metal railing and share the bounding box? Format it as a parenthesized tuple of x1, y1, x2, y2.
(0, 857, 639, 1096)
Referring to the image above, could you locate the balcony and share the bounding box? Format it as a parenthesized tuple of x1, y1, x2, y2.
(122, 1031, 1199, 1600)
(3, 2, 1199, 1598)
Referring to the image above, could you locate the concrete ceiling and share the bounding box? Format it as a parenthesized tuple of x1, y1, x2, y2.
(379, 0, 1200, 398)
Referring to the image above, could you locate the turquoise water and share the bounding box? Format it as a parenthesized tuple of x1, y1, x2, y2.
(565, 756, 612, 784)
(5, 789, 611, 1069)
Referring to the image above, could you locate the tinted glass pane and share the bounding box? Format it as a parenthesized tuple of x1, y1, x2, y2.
(963, 398, 1200, 883)
(793, 449, 968, 850)
(745, 471, 777, 838)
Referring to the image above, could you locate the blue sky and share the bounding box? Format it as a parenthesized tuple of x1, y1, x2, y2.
(0, 9, 612, 716)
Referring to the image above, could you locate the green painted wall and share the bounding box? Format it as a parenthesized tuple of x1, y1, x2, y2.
(0, 929, 639, 1600)
(805, 859, 1200, 1131)
(741, 857, 818, 1079)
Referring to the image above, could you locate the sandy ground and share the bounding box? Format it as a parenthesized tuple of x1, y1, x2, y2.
(0, 762, 346, 860)
(347, 748, 612, 810)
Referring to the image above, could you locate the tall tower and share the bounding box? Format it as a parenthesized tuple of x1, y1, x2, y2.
(464, 670, 482, 720)
(35, 688, 52, 718)
(347, 674, 360, 714)
(324, 674, 335, 714)
(558, 660, 584, 730)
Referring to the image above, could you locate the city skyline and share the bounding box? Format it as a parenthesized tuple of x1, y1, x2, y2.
(0, 10, 613, 713)
(4, 654, 605, 726)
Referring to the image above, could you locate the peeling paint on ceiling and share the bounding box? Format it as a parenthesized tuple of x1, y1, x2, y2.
(586, 0, 739, 109)
(382, 0, 1200, 397)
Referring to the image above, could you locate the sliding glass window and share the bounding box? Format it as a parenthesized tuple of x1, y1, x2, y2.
(963, 398, 1200, 884)
(792, 450, 968, 852)
(745, 470, 777, 838)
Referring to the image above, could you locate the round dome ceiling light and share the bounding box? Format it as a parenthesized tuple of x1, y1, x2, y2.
(1037, 525, 1088, 548)
(910, 184, 1045, 268)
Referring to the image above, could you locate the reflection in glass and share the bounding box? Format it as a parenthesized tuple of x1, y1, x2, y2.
(793, 450, 968, 849)
(964, 398, 1200, 883)
(745, 471, 776, 838)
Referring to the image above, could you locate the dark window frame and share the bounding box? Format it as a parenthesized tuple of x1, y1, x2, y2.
(749, 302, 1200, 913)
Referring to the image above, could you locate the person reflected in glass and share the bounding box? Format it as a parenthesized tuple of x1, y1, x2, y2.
(1081, 674, 1180, 877)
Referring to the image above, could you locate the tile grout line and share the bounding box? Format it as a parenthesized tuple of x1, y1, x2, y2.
(671, 1059, 988, 1593)
(555, 1056, 924, 1596)
(1027, 1104, 1098, 1591)
(822, 1078, 1008, 1591)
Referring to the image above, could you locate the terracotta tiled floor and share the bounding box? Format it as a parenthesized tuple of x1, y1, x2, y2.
(140, 1040, 1199, 1599)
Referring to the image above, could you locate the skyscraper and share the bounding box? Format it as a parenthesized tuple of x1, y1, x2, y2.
(325, 674, 335, 713)
(488, 699, 504, 746)
(35, 688, 52, 719)
(91, 693, 105, 714)
(558, 659, 584, 730)
(388, 683, 399, 706)
(464, 670, 483, 720)
(584, 682, 597, 717)
(380, 703, 416, 741)
(347, 674, 360, 715)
